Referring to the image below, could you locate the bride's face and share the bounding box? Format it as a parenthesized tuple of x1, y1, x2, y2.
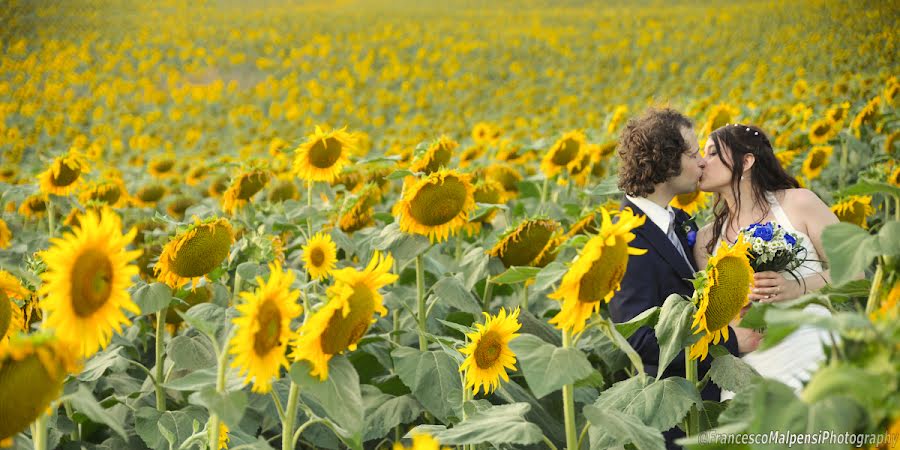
(699, 137, 733, 192)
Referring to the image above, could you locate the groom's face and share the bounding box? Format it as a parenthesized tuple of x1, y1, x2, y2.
(667, 126, 703, 194)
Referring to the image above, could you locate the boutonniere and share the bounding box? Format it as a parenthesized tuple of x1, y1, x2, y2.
(680, 215, 698, 247)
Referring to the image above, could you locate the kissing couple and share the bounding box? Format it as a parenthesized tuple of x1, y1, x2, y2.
(608, 107, 840, 449)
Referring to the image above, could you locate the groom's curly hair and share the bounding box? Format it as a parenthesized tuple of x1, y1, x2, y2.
(616, 107, 693, 197)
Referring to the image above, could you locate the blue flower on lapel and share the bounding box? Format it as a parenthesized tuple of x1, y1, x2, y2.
(678, 214, 699, 247)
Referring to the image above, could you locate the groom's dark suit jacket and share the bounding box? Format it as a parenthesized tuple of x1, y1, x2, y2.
(609, 199, 740, 401)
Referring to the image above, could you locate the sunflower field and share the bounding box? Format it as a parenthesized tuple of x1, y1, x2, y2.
(1, 0, 899, 449)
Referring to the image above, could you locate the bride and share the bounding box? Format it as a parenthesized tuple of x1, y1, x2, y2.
(692, 123, 840, 399)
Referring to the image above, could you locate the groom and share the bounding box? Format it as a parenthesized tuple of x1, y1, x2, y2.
(608, 108, 759, 448)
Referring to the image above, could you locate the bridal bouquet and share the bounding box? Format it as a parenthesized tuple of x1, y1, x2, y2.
(738, 222, 804, 273)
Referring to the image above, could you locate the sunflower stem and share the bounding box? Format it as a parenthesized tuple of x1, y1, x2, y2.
(894, 195, 899, 222)
(64, 400, 81, 441)
(683, 350, 700, 437)
(282, 382, 301, 450)
(480, 279, 494, 312)
(306, 180, 313, 238)
(865, 257, 885, 316)
(33, 412, 48, 450)
(542, 434, 560, 450)
(838, 138, 849, 190)
(416, 254, 427, 351)
(540, 177, 551, 211)
(155, 308, 167, 412)
(561, 330, 578, 450)
(47, 197, 55, 238)
(209, 327, 233, 450)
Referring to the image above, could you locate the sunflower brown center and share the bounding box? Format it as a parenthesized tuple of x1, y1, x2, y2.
(70, 249, 114, 317)
(170, 223, 233, 278)
(809, 150, 827, 169)
(308, 137, 343, 169)
(237, 172, 269, 200)
(422, 145, 452, 173)
(138, 185, 166, 202)
(51, 161, 81, 187)
(310, 247, 326, 267)
(551, 138, 580, 165)
(838, 202, 867, 225)
(676, 191, 700, 205)
(321, 284, 375, 355)
(408, 176, 468, 226)
(705, 256, 751, 331)
(153, 160, 174, 173)
(711, 111, 730, 130)
(474, 330, 503, 369)
(253, 298, 282, 356)
(812, 123, 829, 137)
(577, 238, 629, 303)
(28, 198, 47, 213)
(91, 185, 121, 205)
(474, 184, 502, 204)
(0, 351, 67, 440)
(497, 221, 556, 267)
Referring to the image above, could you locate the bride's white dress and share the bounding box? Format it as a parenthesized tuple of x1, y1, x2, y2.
(720, 191, 833, 400)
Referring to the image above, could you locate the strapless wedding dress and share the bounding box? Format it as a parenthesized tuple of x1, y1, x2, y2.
(720, 191, 833, 400)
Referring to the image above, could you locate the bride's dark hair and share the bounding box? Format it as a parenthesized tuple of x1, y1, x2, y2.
(705, 124, 800, 255)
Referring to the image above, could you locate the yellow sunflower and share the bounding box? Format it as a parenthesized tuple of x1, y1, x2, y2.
(229, 262, 302, 393)
(807, 118, 837, 145)
(0, 165, 17, 183)
(268, 178, 300, 203)
(831, 195, 875, 229)
(155, 217, 235, 288)
(801, 146, 833, 180)
(18, 194, 48, 219)
(825, 102, 850, 125)
(207, 175, 230, 198)
(775, 149, 802, 169)
(464, 179, 510, 236)
(541, 130, 586, 179)
(606, 105, 629, 136)
(485, 163, 523, 196)
(293, 125, 358, 183)
(670, 190, 709, 215)
(410, 136, 457, 174)
(302, 232, 338, 280)
(889, 167, 900, 188)
(393, 433, 449, 450)
(459, 307, 521, 396)
(472, 122, 498, 145)
(0, 332, 79, 441)
(166, 196, 195, 221)
(39, 152, 89, 196)
(549, 208, 647, 333)
(133, 184, 168, 207)
(701, 103, 740, 138)
(851, 96, 881, 137)
(39, 209, 142, 358)
(885, 131, 899, 155)
(291, 252, 397, 380)
(0, 218, 11, 249)
(689, 234, 754, 361)
(149, 157, 177, 178)
(395, 169, 476, 243)
(222, 169, 272, 214)
(869, 281, 899, 322)
(217, 422, 230, 449)
(338, 183, 381, 234)
(488, 219, 562, 268)
(185, 164, 208, 186)
(1, 271, 28, 350)
(79, 178, 128, 207)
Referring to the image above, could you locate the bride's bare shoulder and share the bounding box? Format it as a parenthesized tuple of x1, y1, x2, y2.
(780, 188, 828, 211)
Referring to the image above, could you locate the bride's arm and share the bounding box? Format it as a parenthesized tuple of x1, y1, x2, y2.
(796, 189, 840, 290)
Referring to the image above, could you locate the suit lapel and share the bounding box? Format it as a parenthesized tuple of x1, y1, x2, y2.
(673, 209, 698, 271)
(623, 199, 695, 281)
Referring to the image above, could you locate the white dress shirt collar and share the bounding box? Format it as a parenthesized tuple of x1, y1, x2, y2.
(625, 195, 675, 234)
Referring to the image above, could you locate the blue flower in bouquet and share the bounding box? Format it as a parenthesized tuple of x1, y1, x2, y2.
(750, 222, 774, 241)
(686, 229, 697, 247)
(784, 233, 796, 247)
